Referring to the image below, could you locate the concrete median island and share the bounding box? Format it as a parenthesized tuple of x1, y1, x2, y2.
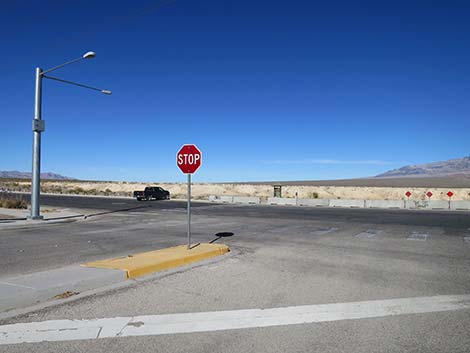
(83, 243, 230, 279)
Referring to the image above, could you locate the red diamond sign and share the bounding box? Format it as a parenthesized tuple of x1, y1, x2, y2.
(447, 191, 454, 198)
(405, 191, 412, 198)
(426, 191, 433, 198)
(176, 144, 202, 174)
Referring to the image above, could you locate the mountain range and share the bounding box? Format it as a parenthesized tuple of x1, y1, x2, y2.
(376, 156, 470, 178)
(0, 171, 73, 180)
(2, 156, 470, 181)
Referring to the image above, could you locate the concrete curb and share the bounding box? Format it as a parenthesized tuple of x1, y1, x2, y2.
(83, 243, 230, 279)
(0, 215, 84, 230)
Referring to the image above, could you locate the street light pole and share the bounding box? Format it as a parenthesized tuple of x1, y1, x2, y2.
(28, 51, 111, 220)
(30, 67, 44, 219)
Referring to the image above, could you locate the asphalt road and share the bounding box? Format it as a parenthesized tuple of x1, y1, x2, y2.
(1, 194, 470, 278)
(0, 192, 210, 211)
(4, 192, 470, 228)
(1, 194, 469, 352)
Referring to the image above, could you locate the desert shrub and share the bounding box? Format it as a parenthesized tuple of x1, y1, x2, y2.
(0, 181, 27, 192)
(69, 187, 85, 194)
(0, 197, 28, 209)
(42, 185, 65, 194)
(310, 192, 319, 199)
(85, 189, 97, 195)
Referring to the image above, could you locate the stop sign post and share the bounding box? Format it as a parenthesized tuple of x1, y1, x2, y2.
(177, 144, 202, 250)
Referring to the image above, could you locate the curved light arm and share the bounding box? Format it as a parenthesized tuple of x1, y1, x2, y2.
(43, 75, 111, 95)
(41, 51, 96, 76)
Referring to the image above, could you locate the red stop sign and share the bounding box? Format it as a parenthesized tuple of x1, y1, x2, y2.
(426, 191, 433, 198)
(447, 191, 454, 198)
(405, 191, 412, 198)
(176, 144, 202, 174)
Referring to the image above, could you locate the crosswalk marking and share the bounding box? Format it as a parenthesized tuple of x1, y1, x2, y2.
(355, 229, 382, 239)
(407, 232, 429, 241)
(1, 294, 470, 345)
(311, 227, 338, 236)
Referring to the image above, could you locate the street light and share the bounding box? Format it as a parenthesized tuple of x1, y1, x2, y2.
(83, 51, 96, 59)
(29, 51, 111, 220)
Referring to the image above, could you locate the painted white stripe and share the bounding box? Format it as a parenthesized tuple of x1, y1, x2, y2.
(0, 281, 36, 290)
(407, 232, 429, 241)
(355, 229, 382, 239)
(1, 294, 469, 345)
(311, 227, 338, 236)
(111, 212, 160, 216)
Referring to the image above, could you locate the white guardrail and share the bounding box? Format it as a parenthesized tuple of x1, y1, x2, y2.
(208, 196, 470, 211)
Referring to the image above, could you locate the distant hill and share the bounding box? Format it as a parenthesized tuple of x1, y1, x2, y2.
(376, 156, 470, 178)
(233, 156, 470, 188)
(0, 171, 74, 180)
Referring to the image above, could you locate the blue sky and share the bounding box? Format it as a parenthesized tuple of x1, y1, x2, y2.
(1, 0, 470, 182)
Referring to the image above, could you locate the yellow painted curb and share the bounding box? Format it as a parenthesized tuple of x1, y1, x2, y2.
(82, 243, 230, 279)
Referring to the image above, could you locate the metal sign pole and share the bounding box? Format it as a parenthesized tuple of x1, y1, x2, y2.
(187, 173, 191, 250)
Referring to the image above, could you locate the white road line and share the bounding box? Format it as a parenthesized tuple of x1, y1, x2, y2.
(355, 229, 382, 239)
(0, 281, 36, 290)
(311, 227, 338, 236)
(407, 232, 429, 241)
(1, 294, 470, 345)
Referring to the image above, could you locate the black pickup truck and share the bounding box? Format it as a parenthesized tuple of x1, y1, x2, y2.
(133, 186, 170, 201)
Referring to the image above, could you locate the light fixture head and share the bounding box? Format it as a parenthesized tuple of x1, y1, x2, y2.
(82, 51, 96, 59)
(101, 89, 112, 95)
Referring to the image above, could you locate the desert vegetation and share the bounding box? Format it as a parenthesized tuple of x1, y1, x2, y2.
(1, 178, 470, 201)
(0, 196, 28, 209)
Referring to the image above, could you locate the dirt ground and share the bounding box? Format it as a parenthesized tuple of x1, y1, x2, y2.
(1, 179, 469, 201)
